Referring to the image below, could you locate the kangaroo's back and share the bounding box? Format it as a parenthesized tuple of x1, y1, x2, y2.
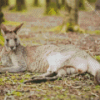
(27, 44, 89, 73)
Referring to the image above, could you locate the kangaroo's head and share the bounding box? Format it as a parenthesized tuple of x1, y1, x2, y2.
(0, 23, 23, 51)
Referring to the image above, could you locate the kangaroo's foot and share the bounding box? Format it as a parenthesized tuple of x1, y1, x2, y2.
(24, 75, 61, 83)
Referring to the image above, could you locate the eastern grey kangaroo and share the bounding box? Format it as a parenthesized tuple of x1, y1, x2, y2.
(0, 24, 100, 84)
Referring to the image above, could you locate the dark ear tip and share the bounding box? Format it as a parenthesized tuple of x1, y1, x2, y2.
(20, 23, 24, 26)
(17, 23, 24, 28)
(94, 70, 100, 85)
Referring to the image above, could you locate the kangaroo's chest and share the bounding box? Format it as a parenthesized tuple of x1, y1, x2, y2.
(9, 53, 19, 66)
(1, 51, 24, 67)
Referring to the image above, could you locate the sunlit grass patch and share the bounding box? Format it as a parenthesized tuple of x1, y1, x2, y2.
(50, 23, 85, 34)
(0, 35, 4, 46)
(50, 25, 63, 32)
(9, 0, 16, 6)
(3, 21, 22, 26)
(94, 56, 100, 61)
(10, 7, 27, 12)
(86, 30, 100, 35)
(7, 91, 23, 97)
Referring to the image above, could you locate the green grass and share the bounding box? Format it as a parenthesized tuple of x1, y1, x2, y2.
(0, 35, 4, 46)
(95, 56, 100, 61)
(87, 0, 96, 3)
(86, 30, 100, 35)
(3, 20, 22, 26)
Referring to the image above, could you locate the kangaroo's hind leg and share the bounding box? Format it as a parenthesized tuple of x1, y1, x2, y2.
(69, 57, 88, 74)
(24, 68, 75, 84)
(24, 67, 76, 84)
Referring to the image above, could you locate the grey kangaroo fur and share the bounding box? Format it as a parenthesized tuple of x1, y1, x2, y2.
(0, 24, 100, 84)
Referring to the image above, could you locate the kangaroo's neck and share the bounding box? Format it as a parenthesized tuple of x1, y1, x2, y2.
(15, 44, 24, 52)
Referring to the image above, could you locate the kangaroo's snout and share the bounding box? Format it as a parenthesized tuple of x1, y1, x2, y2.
(10, 46, 14, 50)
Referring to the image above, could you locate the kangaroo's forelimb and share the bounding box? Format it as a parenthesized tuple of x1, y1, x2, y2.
(0, 66, 26, 73)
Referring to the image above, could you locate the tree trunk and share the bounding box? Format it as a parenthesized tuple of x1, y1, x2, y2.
(1, 0, 9, 7)
(33, 0, 39, 6)
(79, 0, 86, 10)
(0, 0, 4, 34)
(45, 0, 59, 15)
(62, 0, 65, 5)
(16, 0, 26, 11)
(95, 0, 100, 10)
(65, 0, 79, 31)
(56, 0, 60, 9)
(75, 0, 79, 24)
(46, 0, 50, 8)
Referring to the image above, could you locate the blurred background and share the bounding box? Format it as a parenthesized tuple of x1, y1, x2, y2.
(0, 0, 100, 54)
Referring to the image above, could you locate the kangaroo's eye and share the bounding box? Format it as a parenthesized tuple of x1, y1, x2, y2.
(14, 38, 17, 41)
(6, 39, 9, 42)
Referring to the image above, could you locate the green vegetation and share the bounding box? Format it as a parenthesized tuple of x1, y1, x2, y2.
(95, 56, 100, 61)
(3, 20, 21, 26)
(50, 22, 85, 33)
(79, 0, 87, 10)
(0, 72, 99, 100)
(0, 35, 4, 46)
(45, 2, 59, 15)
(87, 0, 96, 3)
(86, 30, 100, 35)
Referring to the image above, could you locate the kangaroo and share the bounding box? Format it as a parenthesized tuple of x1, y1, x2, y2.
(0, 24, 100, 84)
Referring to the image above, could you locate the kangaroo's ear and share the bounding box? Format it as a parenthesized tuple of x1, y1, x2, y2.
(0, 24, 9, 35)
(13, 23, 23, 34)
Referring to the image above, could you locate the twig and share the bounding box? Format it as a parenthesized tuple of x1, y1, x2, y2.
(91, 92, 99, 97)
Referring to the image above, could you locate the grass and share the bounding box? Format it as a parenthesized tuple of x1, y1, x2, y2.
(86, 30, 100, 35)
(3, 20, 21, 26)
(95, 56, 100, 61)
(0, 72, 99, 100)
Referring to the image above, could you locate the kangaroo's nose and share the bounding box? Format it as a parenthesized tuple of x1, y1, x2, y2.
(10, 46, 14, 50)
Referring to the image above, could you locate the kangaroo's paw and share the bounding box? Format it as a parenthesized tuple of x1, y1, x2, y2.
(94, 70, 100, 85)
